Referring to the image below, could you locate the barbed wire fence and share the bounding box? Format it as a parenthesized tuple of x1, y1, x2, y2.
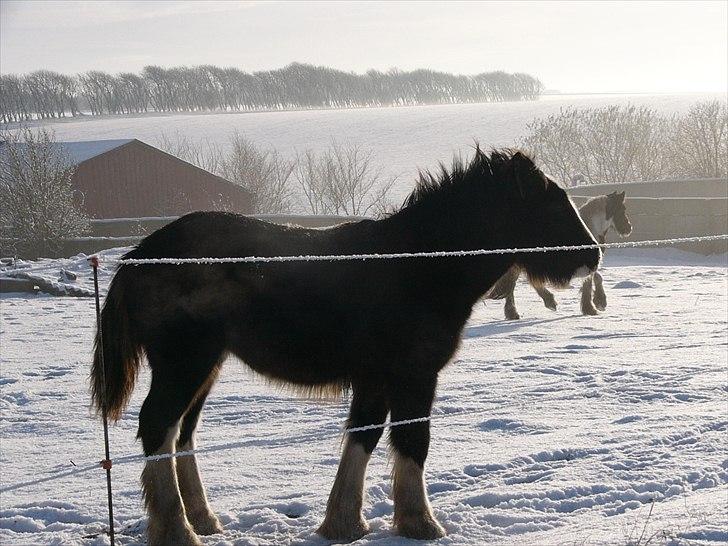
(1, 233, 727, 545)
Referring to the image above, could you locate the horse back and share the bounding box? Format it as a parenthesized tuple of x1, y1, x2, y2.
(117, 212, 457, 385)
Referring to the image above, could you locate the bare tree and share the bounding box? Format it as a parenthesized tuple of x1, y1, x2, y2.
(221, 133, 295, 214)
(669, 100, 727, 179)
(157, 132, 394, 216)
(520, 105, 673, 184)
(155, 131, 294, 214)
(155, 131, 225, 175)
(0, 128, 88, 256)
(295, 142, 395, 216)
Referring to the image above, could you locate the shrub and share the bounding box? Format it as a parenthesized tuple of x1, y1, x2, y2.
(519, 100, 727, 185)
(0, 128, 89, 257)
(295, 142, 395, 216)
(157, 132, 395, 216)
(669, 100, 727, 179)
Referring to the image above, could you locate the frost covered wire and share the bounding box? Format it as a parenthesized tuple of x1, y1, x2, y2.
(102, 234, 728, 266)
(0, 409, 474, 493)
(139, 415, 434, 463)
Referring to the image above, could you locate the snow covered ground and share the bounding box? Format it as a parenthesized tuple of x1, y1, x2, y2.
(1, 248, 727, 545)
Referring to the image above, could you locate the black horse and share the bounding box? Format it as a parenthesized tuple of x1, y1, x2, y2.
(91, 149, 601, 545)
(487, 191, 632, 318)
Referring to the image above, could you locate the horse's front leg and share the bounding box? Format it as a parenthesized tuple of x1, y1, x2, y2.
(592, 271, 607, 311)
(580, 273, 598, 315)
(389, 375, 445, 539)
(318, 384, 388, 541)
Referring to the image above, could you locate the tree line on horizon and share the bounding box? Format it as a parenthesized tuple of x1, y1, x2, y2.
(0, 63, 543, 123)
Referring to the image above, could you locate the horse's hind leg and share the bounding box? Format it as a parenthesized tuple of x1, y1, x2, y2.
(535, 284, 558, 311)
(318, 383, 388, 541)
(504, 290, 520, 320)
(388, 375, 445, 539)
(138, 339, 224, 546)
(580, 274, 598, 315)
(592, 271, 607, 311)
(176, 383, 223, 536)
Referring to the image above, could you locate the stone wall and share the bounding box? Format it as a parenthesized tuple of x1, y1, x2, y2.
(570, 178, 727, 254)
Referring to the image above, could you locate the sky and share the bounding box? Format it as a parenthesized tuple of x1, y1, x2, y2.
(1, 0, 726, 94)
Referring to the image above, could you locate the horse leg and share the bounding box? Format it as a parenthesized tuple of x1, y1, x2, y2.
(592, 271, 607, 311)
(388, 376, 445, 539)
(138, 341, 223, 546)
(318, 384, 388, 541)
(504, 291, 520, 320)
(499, 269, 520, 320)
(535, 284, 557, 311)
(176, 384, 223, 536)
(580, 274, 598, 315)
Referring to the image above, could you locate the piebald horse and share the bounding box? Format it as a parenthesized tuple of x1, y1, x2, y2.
(488, 191, 632, 318)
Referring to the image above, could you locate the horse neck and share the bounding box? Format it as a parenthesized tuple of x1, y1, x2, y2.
(380, 197, 518, 301)
(579, 197, 610, 239)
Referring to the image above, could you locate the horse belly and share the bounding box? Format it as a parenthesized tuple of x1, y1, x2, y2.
(227, 305, 351, 386)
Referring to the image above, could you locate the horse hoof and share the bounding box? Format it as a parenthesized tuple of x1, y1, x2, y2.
(147, 522, 202, 546)
(396, 513, 446, 540)
(581, 306, 598, 316)
(544, 298, 558, 311)
(504, 309, 520, 320)
(188, 510, 223, 535)
(317, 517, 370, 542)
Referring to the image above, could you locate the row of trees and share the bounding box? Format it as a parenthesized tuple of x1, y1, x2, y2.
(0, 63, 544, 122)
(520, 100, 728, 184)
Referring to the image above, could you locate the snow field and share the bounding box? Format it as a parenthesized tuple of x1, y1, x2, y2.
(1, 248, 726, 545)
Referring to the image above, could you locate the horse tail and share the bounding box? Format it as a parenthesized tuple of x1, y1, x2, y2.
(91, 268, 141, 422)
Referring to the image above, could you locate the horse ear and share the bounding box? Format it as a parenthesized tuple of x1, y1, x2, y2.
(511, 152, 547, 200)
(619, 191, 626, 200)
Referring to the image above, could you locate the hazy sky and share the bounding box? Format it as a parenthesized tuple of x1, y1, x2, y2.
(1, 0, 726, 93)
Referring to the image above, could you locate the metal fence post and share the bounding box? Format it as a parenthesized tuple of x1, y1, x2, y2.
(90, 256, 115, 546)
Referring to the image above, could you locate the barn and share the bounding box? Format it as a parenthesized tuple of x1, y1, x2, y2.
(57, 138, 252, 218)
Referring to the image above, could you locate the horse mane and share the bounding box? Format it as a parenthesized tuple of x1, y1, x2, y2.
(399, 147, 521, 211)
